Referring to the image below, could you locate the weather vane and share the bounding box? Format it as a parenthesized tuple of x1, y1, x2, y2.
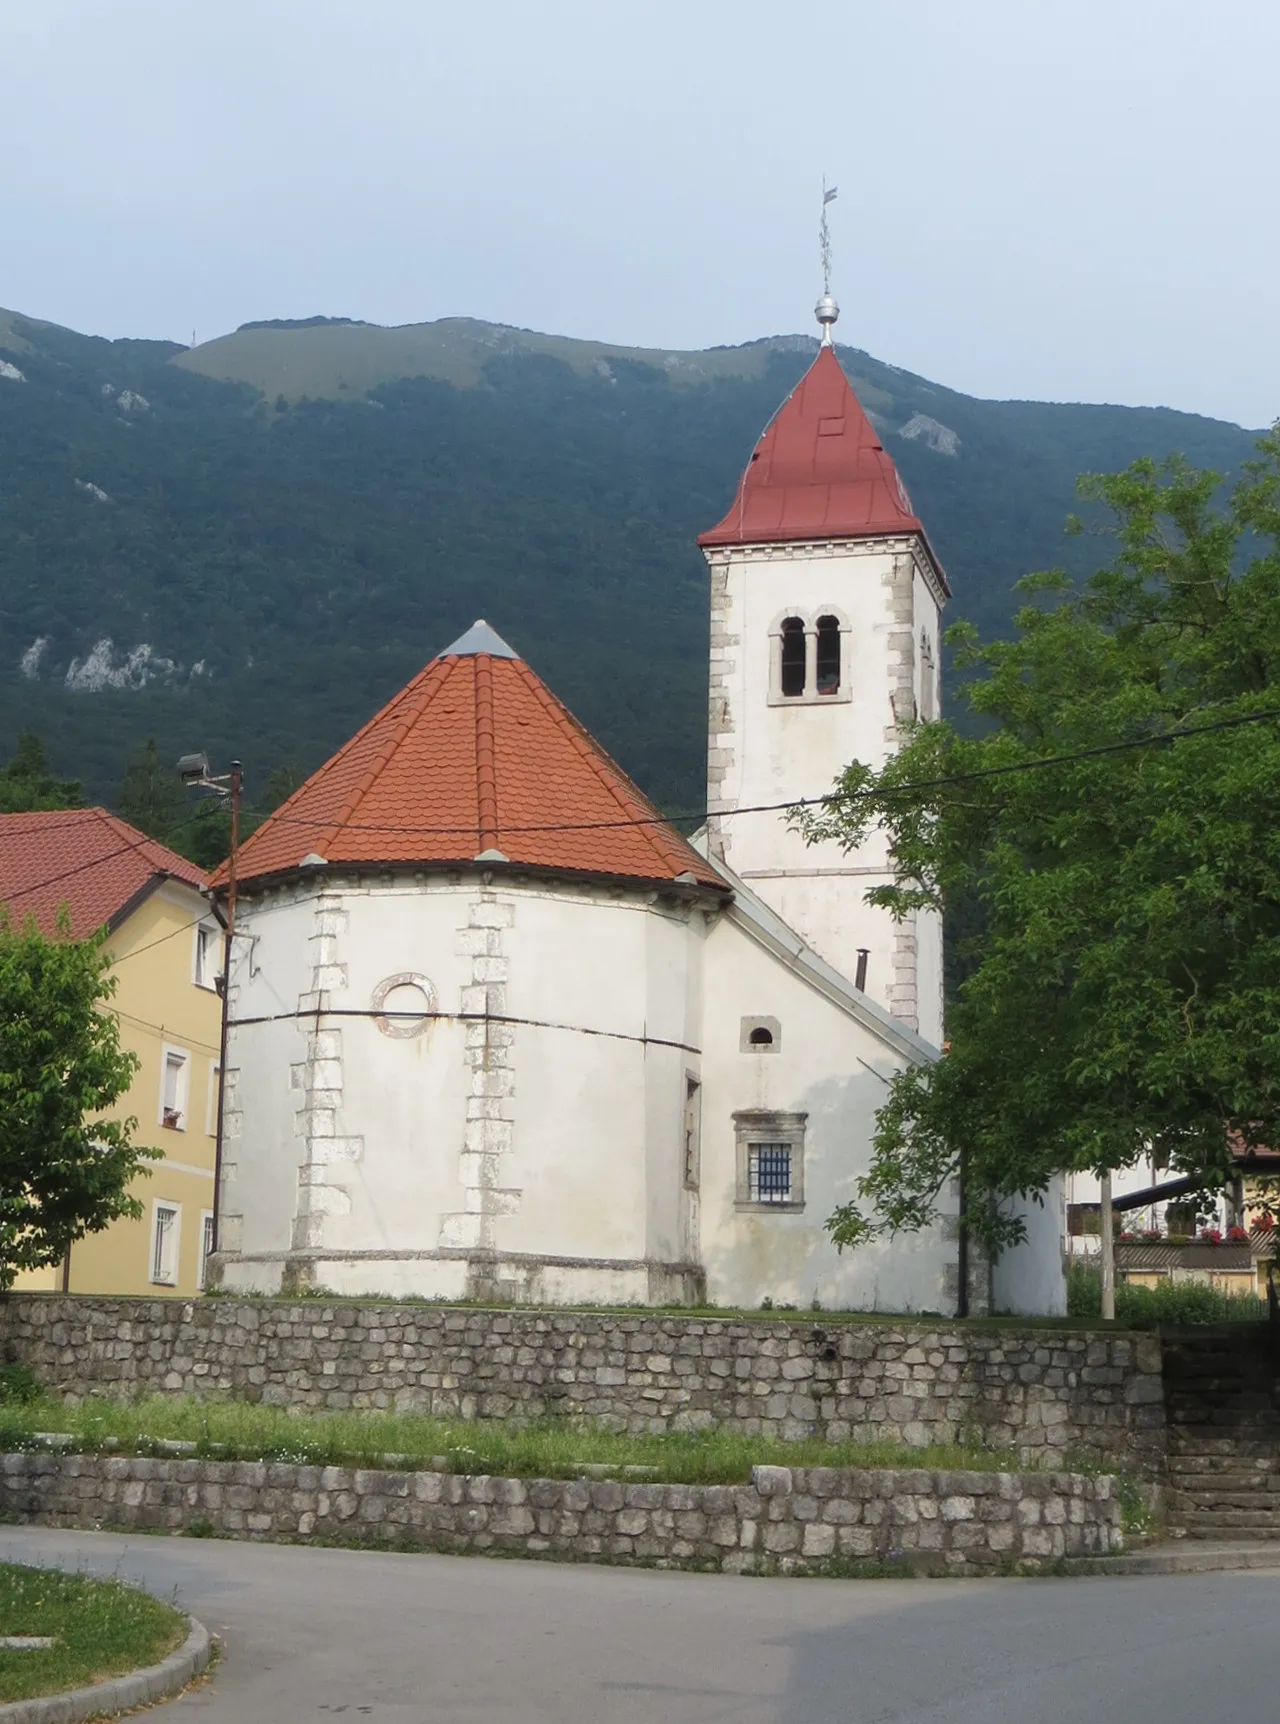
(816, 179, 839, 346)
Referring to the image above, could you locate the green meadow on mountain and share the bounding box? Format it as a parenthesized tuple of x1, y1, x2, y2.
(0, 306, 1262, 818)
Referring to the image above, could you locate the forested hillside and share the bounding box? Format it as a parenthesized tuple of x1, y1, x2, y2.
(0, 307, 1263, 821)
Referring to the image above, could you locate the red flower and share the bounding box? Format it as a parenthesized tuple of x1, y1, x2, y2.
(1226, 1225, 1250, 1243)
(1200, 1228, 1223, 1245)
(1256, 1214, 1277, 1234)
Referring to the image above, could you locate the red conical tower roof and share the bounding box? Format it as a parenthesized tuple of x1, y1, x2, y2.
(215, 622, 722, 891)
(699, 345, 946, 585)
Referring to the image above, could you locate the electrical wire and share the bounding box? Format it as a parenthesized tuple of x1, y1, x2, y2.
(112, 1007, 222, 1057)
(242, 706, 1280, 840)
(7, 707, 1279, 895)
(0, 826, 191, 909)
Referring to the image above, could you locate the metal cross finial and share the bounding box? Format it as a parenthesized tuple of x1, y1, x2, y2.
(815, 179, 840, 345)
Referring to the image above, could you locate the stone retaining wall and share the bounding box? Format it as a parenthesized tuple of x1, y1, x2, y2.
(0, 1453, 1123, 1573)
(0, 1297, 1166, 1473)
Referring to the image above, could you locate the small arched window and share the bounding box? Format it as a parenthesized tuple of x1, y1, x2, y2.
(815, 615, 841, 695)
(779, 617, 806, 698)
(748, 1026, 774, 1048)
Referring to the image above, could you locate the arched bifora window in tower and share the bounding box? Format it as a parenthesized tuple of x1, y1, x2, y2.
(779, 617, 806, 698)
(815, 615, 841, 695)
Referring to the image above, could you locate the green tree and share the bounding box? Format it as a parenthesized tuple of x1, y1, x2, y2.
(799, 431, 1280, 1253)
(0, 915, 158, 1289)
(117, 738, 187, 845)
(0, 735, 82, 813)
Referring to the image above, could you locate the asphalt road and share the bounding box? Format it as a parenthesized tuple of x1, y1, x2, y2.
(2, 1526, 1276, 1722)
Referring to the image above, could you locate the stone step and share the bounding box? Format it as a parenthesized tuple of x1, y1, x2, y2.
(1177, 1523, 1280, 1541)
(1167, 1424, 1280, 1446)
(1168, 1490, 1280, 1512)
(1167, 1474, 1280, 1495)
(1169, 1476, 1280, 1494)
(1170, 1509, 1280, 1532)
(1166, 1386, 1276, 1399)
(1179, 1537, 1280, 1551)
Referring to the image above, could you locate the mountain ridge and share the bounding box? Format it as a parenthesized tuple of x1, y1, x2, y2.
(0, 305, 1265, 820)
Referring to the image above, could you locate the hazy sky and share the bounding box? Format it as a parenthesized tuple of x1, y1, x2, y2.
(2, 0, 1275, 427)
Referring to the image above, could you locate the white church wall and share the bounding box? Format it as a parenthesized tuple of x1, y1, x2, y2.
(991, 1179, 1068, 1316)
(698, 913, 956, 1314)
(217, 871, 708, 1302)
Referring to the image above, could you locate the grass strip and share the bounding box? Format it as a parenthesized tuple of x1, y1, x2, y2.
(0, 1395, 1025, 1481)
(0, 1563, 186, 1704)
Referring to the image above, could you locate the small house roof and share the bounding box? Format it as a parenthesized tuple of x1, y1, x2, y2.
(0, 808, 206, 939)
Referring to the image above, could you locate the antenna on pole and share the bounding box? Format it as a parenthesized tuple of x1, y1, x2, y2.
(815, 178, 839, 346)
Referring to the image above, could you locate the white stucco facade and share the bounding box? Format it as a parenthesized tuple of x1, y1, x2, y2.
(215, 860, 957, 1312)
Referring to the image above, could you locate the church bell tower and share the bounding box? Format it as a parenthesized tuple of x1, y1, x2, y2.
(698, 286, 947, 1047)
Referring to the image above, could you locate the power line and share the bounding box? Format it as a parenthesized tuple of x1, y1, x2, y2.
(110, 910, 212, 966)
(112, 1007, 222, 1058)
(0, 826, 189, 911)
(244, 707, 1280, 841)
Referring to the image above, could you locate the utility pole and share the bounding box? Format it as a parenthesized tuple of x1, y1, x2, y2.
(1100, 1169, 1115, 1321)
(176, 753, 243, 1265)
(212, 760, 243, 1258)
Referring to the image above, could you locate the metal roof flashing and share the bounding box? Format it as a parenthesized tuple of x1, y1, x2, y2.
(439, 619, 520, 659)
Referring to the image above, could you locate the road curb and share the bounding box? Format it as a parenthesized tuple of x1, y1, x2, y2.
(0, 1616, 212, 1723)
(1061, 1541, 1280, 1577)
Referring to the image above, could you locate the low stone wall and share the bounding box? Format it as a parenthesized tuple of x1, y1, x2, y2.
(0, 1296, 1166, 1473)
(0, 1453, 1123, 1573)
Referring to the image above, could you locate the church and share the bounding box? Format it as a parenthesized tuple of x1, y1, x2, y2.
(210, 296, 1063, 1315)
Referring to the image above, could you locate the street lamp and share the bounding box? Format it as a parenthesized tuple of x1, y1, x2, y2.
(177, 753, 244, 1272)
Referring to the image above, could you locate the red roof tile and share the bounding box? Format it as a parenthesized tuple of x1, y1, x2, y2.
(0, 808, 207, 940)
(216, 627, 723, 891)
(699, 345, 948, 586)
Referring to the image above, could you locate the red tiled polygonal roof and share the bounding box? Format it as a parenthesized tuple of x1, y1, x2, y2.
(0, 808, 207, 939)
(699, 345, 948, 587)
(217, 624, 723, 891)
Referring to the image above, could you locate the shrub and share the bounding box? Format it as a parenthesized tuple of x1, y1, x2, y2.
(1065, 1262, 1265, 1325)
(0, 1363, 39, 1405)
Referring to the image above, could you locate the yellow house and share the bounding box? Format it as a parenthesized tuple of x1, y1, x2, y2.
(1, 808, 223, 1296)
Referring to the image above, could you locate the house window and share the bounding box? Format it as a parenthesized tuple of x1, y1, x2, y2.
(815, 615, 841, 694)
(193, 922, 221, 991)
(197, 1211, 215, 1290)
(1067, 1203, 1101, 1237)
(779, 617, 806, 697)
(734, 1110, 806, 1211)
(150, 1202, 181, 1285)
(160, 1047, 190, 1131)
(683, 1076, 701, 1189)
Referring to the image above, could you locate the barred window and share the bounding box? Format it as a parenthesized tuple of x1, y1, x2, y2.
(749, 1143, 792, 1204)
(734, 1111, 806, 1211)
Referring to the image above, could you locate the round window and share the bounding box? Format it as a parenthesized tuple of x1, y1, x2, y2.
(371, 972, 437, 1039)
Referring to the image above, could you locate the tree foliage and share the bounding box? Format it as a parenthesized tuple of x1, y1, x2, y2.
(117, 738, 188, 844)
(799, 431, 1280, 1253)
(0, 735, 82, 814)
(0, 915, 157, 1289)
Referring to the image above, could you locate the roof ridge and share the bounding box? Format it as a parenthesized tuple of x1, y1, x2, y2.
(309, 657, 462, 856)
(474, 654, 499, 853)
(513, 662, 698, 879)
